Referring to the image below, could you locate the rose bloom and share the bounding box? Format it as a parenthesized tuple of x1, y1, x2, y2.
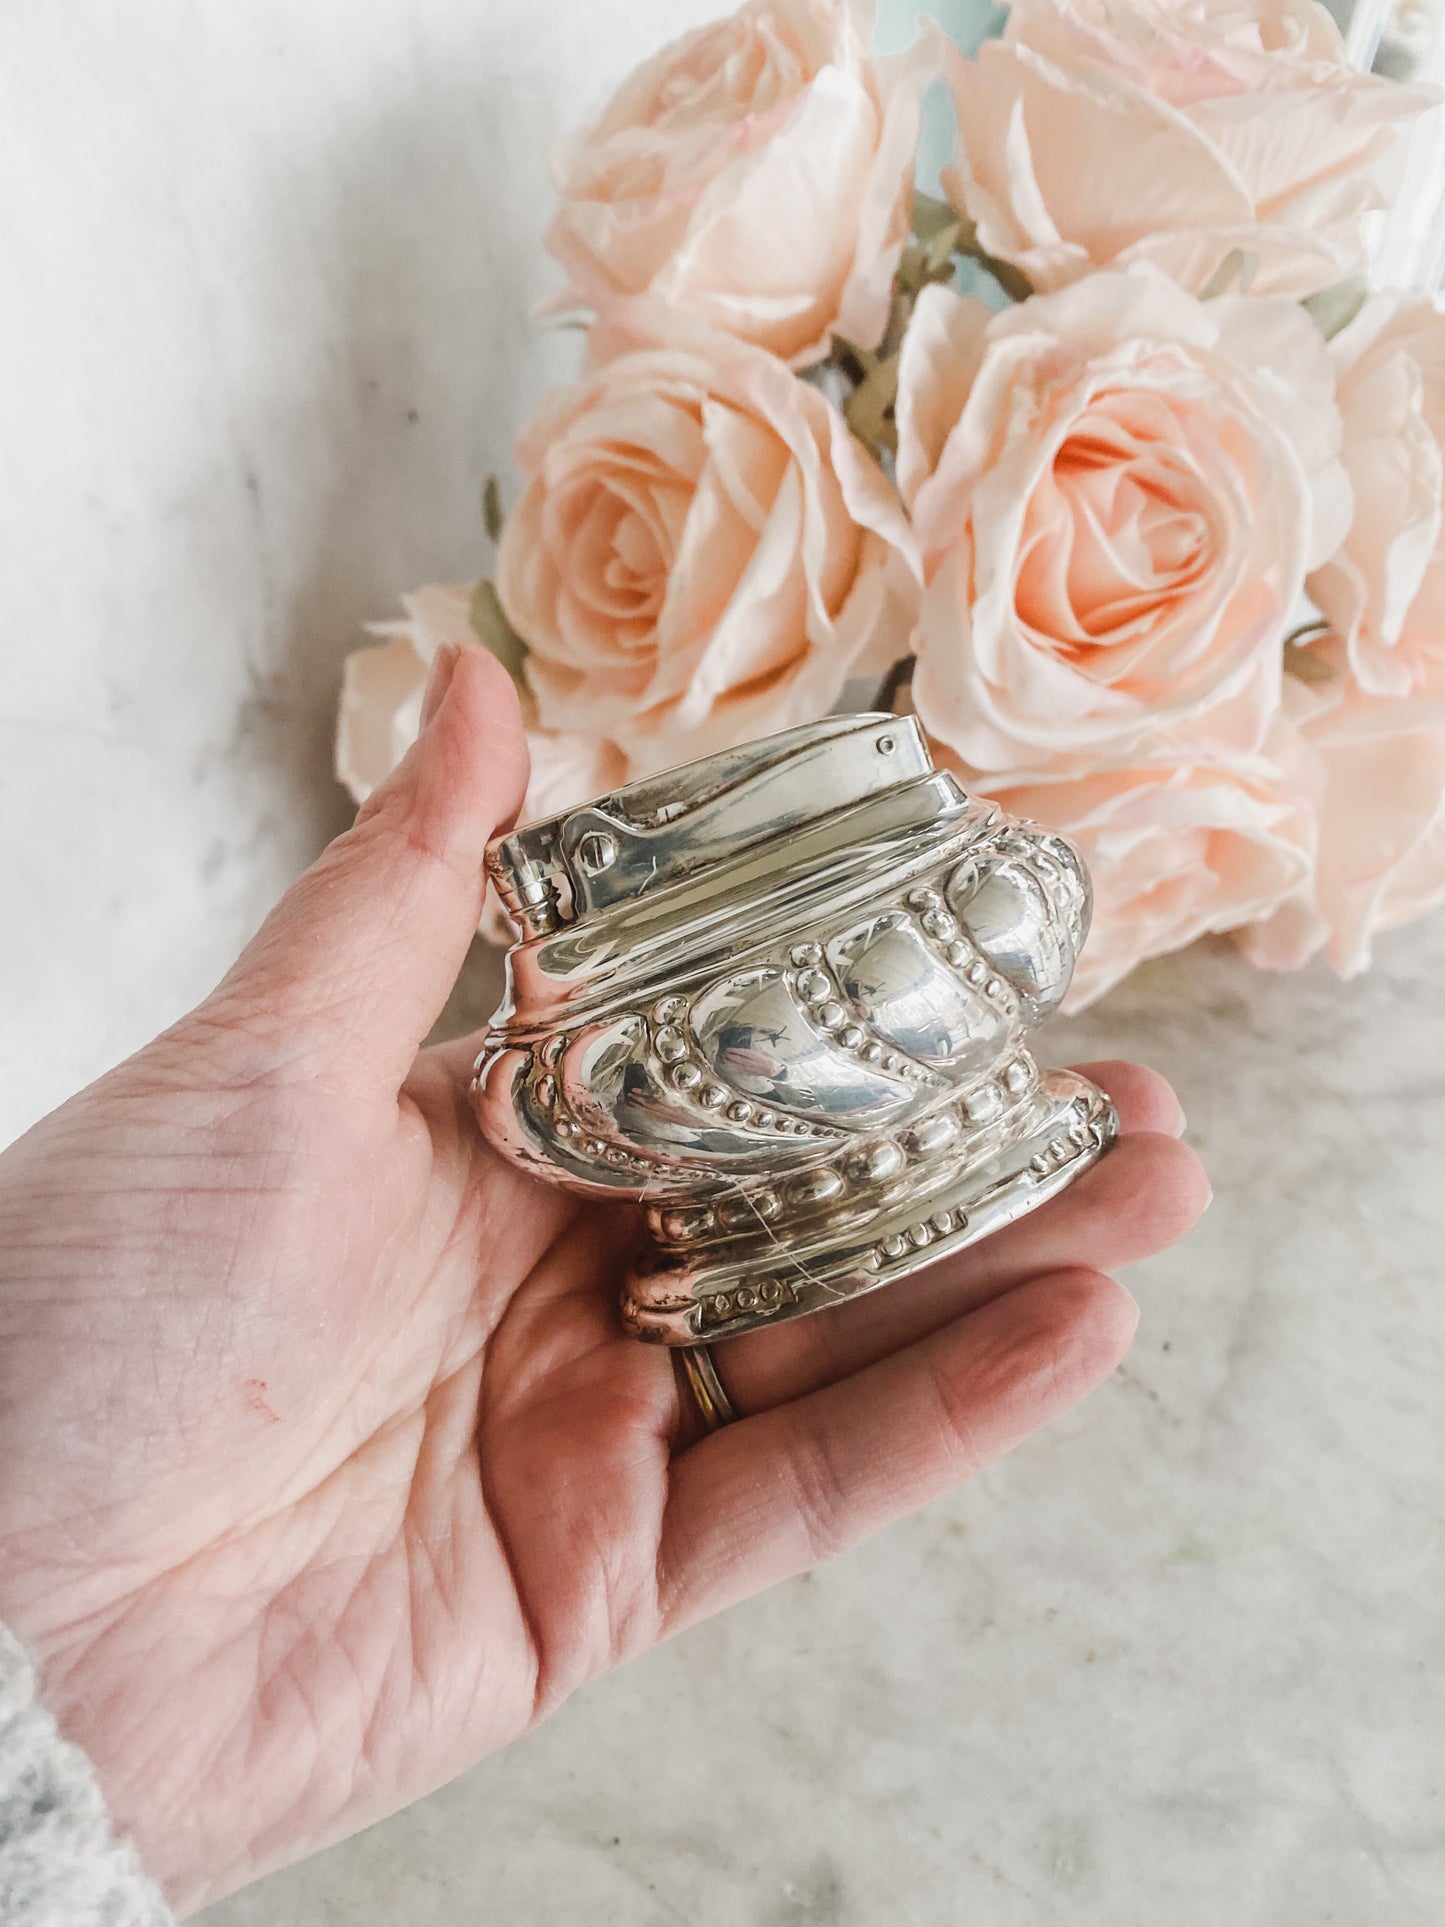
(933, 724, 1318, 1007)
(895, 271, 1350, 772)
(544, 0, 922, 366)
(940, 0, 1435, 298)
(336, 583, 628, 934)
(1309, 296, 1445, 701)
(495, 317, 916, 772)
(335, 583, 459, 803)
(1242, 662, 1445, 976)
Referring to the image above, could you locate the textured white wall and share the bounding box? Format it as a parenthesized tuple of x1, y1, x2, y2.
(0, 0, 725, 1139)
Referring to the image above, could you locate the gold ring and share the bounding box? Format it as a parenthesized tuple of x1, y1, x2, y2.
(679, 1345, 738, 1431)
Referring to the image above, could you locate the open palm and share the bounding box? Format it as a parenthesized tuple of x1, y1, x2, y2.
(0, 648, 1207, 1915)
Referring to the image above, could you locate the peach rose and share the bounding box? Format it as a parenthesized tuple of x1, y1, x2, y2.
(336, 581, 628, 867)
(336, 583, 472, 804)
(544, 0, 923, 366)
(496, 319, 917, 772)
(1242, 663, 1445, 976)
(1309, 295, 1445, 701)
(933, 722, 1319, 1008)
(940, 0, 1436, 298)
(896, 272, 1351, 772)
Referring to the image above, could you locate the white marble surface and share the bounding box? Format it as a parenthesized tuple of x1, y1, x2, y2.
(3, 5, 1444, 1923)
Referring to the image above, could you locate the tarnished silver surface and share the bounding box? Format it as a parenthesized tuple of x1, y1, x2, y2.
(472, 714, 1118, 1345)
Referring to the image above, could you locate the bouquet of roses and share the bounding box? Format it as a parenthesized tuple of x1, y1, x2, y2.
(338, 0, 1445, 1005)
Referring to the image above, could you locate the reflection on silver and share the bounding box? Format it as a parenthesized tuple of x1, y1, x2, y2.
(473, 714, 1118, 1345)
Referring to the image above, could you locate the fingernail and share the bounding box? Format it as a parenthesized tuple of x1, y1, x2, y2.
(420, 642, 462, 729)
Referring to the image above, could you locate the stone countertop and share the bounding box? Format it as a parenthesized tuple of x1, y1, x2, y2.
(3, 5, 1442, 1922)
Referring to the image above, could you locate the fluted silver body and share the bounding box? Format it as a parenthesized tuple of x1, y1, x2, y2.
(472, 714, 1117, 1345)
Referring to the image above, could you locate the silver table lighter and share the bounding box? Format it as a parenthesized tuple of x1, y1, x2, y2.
(473, 714, 1118, 1345)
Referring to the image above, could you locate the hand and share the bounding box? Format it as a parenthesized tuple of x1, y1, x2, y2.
(0, 645, 1208, 1914)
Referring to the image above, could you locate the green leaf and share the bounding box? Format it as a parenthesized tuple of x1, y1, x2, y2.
(876, 654, 916, 713)
(908, 187, 1036, 306)
(1198, 248, 1259, 301)
(482, 475, 505, 543)
(838, 338, 901, 457)
(1302, 276, 1368, 342)
(468, 579, 528, 682)
(895, 235, 963, 300)
(922, 219, 965, 279)
(911, 189, 961, 244)
(1283, 641, 1335, 686)
(952, 231, 1034, 306)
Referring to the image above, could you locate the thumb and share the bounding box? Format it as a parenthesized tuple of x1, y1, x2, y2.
(202, 641, 528, 1094)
